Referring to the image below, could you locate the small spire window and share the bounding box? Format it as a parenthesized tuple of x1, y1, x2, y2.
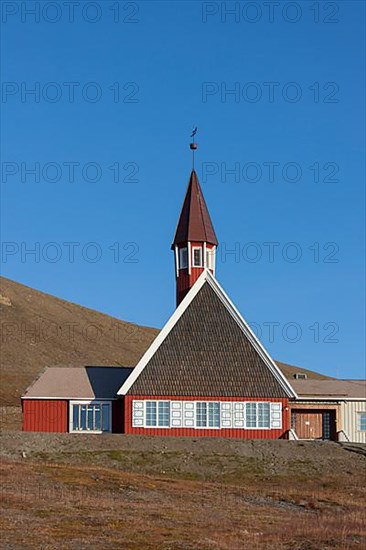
(206, 248, 215, 270)
(179, 247, 188, 269)
(192, 247, 203, 267)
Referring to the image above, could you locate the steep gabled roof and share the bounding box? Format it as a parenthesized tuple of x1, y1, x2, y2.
(171, 170, 218, 249)
(118, 271, 297, 398)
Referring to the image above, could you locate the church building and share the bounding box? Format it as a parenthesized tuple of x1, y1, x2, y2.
(21, 159, 366, 441)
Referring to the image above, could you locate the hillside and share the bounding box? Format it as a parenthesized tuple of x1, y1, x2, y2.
(0, 277, 332, 406)
(0, 277, 158, 405)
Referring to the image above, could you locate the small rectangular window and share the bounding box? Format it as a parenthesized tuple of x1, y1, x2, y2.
(206, 248, 214, 270)
(193, 247, 202, 267)
(358, 412, 366, 431)
(179, 248, 188, 269)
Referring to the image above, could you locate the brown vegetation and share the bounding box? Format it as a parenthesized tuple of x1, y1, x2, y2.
(0, 433, 365, 549)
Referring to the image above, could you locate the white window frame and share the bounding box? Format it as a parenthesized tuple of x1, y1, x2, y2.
(244, 402, 271, 430)
(195, 401, 221, 429)
(69, 400, 112, 434)
(192, 246, 203, 268)
(206, 247, 215, 271)
(144, 400, 171, 429)
(179, 247, 188, 270)
(133, 400, 281, 431)
(357, 412, 366, 432)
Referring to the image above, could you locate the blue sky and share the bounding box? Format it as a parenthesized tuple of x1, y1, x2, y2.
(1, 1, 365, 378)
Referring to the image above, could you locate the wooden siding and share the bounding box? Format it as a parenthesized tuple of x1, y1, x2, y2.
(294, 410, 323, 439)
(22, 399, 68, 432)
(341, 400, 366, 443)
(124, 395, 289, 439)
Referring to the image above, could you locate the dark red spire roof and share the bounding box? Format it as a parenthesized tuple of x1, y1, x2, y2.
(171, 170, 218, 249)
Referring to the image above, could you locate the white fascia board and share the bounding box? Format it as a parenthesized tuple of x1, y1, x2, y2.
(118, 270, 210, 395)
(118, 270, 297, 398)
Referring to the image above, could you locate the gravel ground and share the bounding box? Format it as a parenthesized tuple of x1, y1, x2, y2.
(1, 430, 365, 481)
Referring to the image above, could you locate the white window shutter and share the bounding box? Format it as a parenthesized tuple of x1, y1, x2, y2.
(170, 401, 183, 427)
(221, 402, 233, 428)
(233, 402, 245, 428)
(183, 401, 195, 427)
(132, 400, 144, 427)
(270, 402, 282, 429)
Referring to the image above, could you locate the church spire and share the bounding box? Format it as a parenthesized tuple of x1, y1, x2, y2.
(172, 139, 218, 307)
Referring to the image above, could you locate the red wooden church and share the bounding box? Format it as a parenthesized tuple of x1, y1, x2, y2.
(22, 166, 297, 437)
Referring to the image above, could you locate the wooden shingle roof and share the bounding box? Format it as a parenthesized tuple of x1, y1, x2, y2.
(171, 170, 218, 249)
(120, 271, 296, 398)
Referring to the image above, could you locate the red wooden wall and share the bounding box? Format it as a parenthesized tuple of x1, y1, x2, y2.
(176, 242, 215, 305)
(22, 399, 68, 432)
(124, 395, 290, 439)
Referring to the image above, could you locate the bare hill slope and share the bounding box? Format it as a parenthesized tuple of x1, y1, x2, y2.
(0, 277, 332, 405)
(0, 277, 158, 405)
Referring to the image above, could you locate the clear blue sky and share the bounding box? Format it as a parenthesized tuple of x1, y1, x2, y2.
(1, 1, 365, 378)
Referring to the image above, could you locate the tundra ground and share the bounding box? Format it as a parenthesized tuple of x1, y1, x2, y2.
(1, 426, 365, 549)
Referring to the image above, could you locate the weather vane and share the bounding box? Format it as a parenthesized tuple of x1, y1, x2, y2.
(190, 126, 198, 169)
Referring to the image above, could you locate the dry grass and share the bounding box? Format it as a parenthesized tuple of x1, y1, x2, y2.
(1, 450, 365, 549)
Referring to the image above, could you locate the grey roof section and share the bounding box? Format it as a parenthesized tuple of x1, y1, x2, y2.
(127, 282, 289, 398)
(22, 367, 133, 399)
(293, 379, 366, 399)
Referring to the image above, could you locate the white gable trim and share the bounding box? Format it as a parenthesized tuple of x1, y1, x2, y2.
(117, 270, 297, 398)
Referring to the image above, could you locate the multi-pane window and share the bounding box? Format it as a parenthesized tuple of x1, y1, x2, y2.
(133, 400, 279, 431)
(245, 402, 270, 428)
(196, 402, 220, 428)
(158, 402, 170, 427)
(179, 247, 188, 269)
(245, 403, 257, 428)
(146, 401, 170, 427)
(72, 402, 110, 432)
(146, 401, 157, 426)
(358, 412, 366, 431)
(193, 247, 202, 267)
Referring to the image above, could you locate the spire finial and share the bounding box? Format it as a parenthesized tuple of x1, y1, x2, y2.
(190, 126, 198, 169)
